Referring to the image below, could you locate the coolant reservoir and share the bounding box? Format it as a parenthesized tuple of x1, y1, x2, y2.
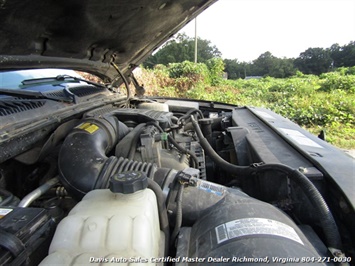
(40, 171, 162, 265)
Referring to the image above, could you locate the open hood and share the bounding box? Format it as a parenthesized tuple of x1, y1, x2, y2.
(0, 0, 217, 82)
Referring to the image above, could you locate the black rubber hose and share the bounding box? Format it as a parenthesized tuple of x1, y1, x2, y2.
(191, 115, 342, 250)
(178, 108, 204, 125)
(147, 178, 170, 256)
(191, 116, 255, 176)
(170, 183, 184, 247)
(127, 123, 147, 160)
(255, 163, 342, 249)
(115, 123, 146, 159)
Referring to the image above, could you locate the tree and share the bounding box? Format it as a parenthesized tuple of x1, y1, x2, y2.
(252, 52, 296, 78)
(294, 47, 332, 75)
(271, 58, 297, 78)
(330, 41, 355, 68)
(143, 33, 221, 68)
(329, 43, 342, 68)
(223, 59, 248, 79)
(252, 51, 276, 76)
(340, 41, 355, 67)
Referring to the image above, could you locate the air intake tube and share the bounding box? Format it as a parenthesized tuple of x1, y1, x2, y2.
(59, 115, 175, 200)
(58, 115, 160, 200)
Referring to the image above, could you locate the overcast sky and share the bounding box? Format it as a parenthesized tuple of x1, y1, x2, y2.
(179, 0, 355, 62)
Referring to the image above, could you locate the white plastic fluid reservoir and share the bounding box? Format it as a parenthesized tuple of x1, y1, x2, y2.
(137, 102, 169, 112)
(39, 187, 162, 265)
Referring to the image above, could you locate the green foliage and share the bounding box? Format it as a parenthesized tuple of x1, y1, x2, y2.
(165, 61, 209, 95)
(330, 41, 355, 68)
(155, 60, 227, 93)
(294, 47, 332, 75)
(168, 61, 209, 80)
(252, 52, 297, 78)
(144, 36, 355, 79)
(143, 33, 221, 68)
(222, 43, 354, 79)
(334, 66, 355, 75)
(223, 59, 245, 79)
(206, 58, 225, 85)
(319, 71, 355, 93)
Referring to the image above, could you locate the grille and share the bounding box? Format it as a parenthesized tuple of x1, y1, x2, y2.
(45, 86, 105, 98)
(0, 100, 46, 116)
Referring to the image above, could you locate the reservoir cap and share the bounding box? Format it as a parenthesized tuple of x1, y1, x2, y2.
(110, 171, 148, 194)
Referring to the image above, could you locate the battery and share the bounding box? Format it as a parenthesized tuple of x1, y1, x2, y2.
(0, 207, 54, 265)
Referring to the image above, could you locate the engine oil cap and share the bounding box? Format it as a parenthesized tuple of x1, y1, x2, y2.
(110, 171, 148, 194)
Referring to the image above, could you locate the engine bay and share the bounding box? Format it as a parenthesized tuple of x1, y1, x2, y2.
(0, 97, 353, 265)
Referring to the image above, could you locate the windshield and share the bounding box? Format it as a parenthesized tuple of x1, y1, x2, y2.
(0, 69, 82, 89)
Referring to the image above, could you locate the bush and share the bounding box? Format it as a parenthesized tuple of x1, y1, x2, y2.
(168, 61, 209, 81)
(206, 58, 225, 85)
(319, 71, 355, 93)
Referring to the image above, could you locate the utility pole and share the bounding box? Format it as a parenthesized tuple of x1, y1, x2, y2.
(194, 18, 197, 63)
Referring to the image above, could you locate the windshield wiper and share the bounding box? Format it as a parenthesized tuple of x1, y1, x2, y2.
(0, 88, 74, 103)
(22, 74, 105, 88)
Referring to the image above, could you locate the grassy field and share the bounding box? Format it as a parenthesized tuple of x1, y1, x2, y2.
(135, 65, 355, 149)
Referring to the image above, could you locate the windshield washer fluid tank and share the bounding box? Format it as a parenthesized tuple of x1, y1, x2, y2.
(39, 188, 162, 265)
